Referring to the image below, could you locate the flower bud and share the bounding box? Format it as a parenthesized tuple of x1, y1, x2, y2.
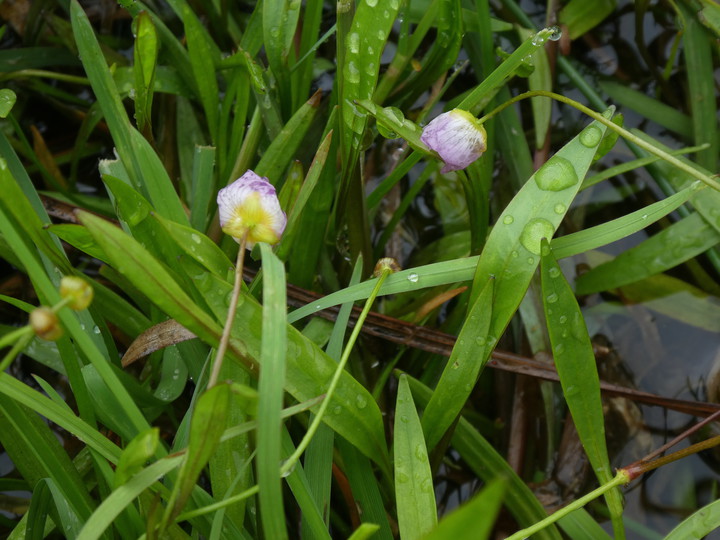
(373, 257, 401, 277)
(420, 109, 487, 173)
(217, 170, 287, 249)
(60, 276, 94, 310)
(30, 307, 63, 341)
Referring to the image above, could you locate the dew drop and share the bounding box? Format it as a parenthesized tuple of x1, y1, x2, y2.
(355, 395, 368, 409)
(519, 218, 555, 254)
(554, 203, 567, 214)
(347, 32, 360, 54)
(400, 414, 409, 423)
(548, 267, 561, 278)
(346, 61, 360, 83)
(475, 336, 486, 346)
(93, 325, 101, 334)
(397, 471, 409, 483)
(534, 156, 578, 191)
(579, 125, 603, 148)
(511, 250, 519, 258)
(333, 406, 342, 415)
(527, 257, 535, 265)
(546, 292, 559, 304)
(407, 272, 419, 283)
(502, 215, 514, 225)
(451, 361, 460, 370)
(548, 26, 562, 41)
(559, 315, 568, 324)
(414, 444, 427, 461)
(420, 478, 433, 492)
(554, 343, 565, 355)
(191, 233, 201, 244)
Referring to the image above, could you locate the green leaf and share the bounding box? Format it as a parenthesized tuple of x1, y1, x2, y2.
(664, 497, 720, 539)
(77, 455, 183, 540)
(421, 277, 493, 450)
(114, 428, 160, 488)
(0, 88, 17, 118)
(551, 182, 702, 260)
(132, 11, 159, 132)
(406, 375, 562, 540)
(559, 0, 616, 39)
(163, 384, 231, 527)
(257, 243, 289, 540)
(421, 478, 506, 540)
(255, 89, 323, 184)
(540, 239, 623, 533)
(575, 212, 720, 294)
(183, 2, 220, 142)
(340, 0, 401, 155)
(394, 375, 436, 540)
(70, 0, 188, 225)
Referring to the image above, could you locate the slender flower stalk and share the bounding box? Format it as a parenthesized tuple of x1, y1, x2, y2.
(209, 171, 287, 388)
(280, 259, 398, 476)
(207, 233, 248, 389)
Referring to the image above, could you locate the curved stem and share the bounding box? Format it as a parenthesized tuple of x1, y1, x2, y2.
(478, 90, 720, 192)
(280, 267, 393, 476)
(207, 234, 248, 388)
(506, 470, 630, 540)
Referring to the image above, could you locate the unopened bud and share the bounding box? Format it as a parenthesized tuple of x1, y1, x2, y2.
(374, 257, 401, 277)
(30, 307, 63, 341)
(60, 276, 94, 310)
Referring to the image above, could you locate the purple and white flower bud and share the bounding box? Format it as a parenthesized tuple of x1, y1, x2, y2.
(420, 109, 487, 173)
(217, 170, 287, 249)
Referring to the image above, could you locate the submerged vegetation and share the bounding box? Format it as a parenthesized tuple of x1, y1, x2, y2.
(0, 0, 719, 538)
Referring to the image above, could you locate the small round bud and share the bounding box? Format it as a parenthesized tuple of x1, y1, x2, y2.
(30, 307, 63, 341)
(374, 257, 401, 277)
(60, 276, 94, 310)
(421, 109, 487, 173)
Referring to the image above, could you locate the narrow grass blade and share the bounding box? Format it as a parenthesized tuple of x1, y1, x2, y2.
(680, 1, 718, 171)
(183, 3, 220, 142)
(276, 130, 332, 261)
(76, 456, 183, 540)
(599, 81, 692, 138)
(394, 375, 436, 540)
(0, 373, 121, 463)
(256, 243, 289, 540)
(163, 384, 231, 527)
(114, 428, 160, 488)
(422, 478, 506, 540)
(132, 11, 158, 134)
(255, 89, 322, 184)
(540, 239, 624, 535)
(340, 0, 400, 156)
(406, 374, 563, 540)
(421, 277, 493, 449)
(575, 212, 720, 294)
(70, 0, 188, 224)
(190, 145, 217, 232)
(551, 181, 702, 259)
(263, 0, 301, 109)
(558, 0, 615, 39)
(0, 398, 95, 526)
(664, 497, 720, 539)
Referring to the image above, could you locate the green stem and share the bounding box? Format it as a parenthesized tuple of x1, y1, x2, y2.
(207, 234, 248, 388)
(279, 266, 393, 475)
(0, 69, 90, 85)
(506, 470, 630, 540)
(478, 90, 720, 192)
